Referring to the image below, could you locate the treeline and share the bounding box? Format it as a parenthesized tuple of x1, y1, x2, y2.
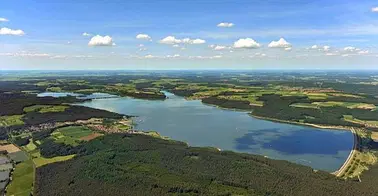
(14, 137, 30, 146)
(200, 92, 378, 128)
(202, 97, 254, 110)
(118, 91, 166, 100)
(22, 106, 123, 125)
(35, 134, 378, 196)
(251, 94, 378, 126)
(38, 139, 83, 158)
(0, 92, 82, 116)
(170, 89, 201, 97)
(0, 81, 46, 93)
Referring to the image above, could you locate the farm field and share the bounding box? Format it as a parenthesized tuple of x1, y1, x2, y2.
(23, 105, 69, 113)
(6, 159, 34, 196)
(51, 126, 95, 146)
(344, 115, 378, 128)
(8, 151, 29, 163)
(0, 115, 24, 127)
(0, 144, 21, 153)
(31, 151, 75, 168)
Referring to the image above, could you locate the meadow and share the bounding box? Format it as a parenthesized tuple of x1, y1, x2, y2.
(6, 159, 34, 196)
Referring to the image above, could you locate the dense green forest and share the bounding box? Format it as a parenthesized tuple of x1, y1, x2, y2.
(35, 133, 378, 196)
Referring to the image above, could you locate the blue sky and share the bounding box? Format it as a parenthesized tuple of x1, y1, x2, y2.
(1, 0, 378, 70)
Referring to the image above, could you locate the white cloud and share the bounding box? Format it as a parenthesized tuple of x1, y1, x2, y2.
(182, 38, 206, 44)
(144, 54, 156, 59)
(268, 38, 291, 48)
(191, 38, 206, 44)
(310, 45, 330, 51)
(136, 34, 151, 41)
(284, 47, 292, 51)
(88, 35, 115, 46)
(82, 32, 91, 36)
(159, 36, 205, 45)
(139, 48, 147, 51)
(166, 54, 180, 58)
(325, 53, 337, 56)
(358, 50, 369, 54)
(188, 55, 223, 59)
(233, 38, 260, 49)
(139, 44, 144, 47)
(0, 27, 25, 36)
(0, 18, 9, 22)
(0, 52, 50, 57)
(0, 52, 101, 59)
(372, 7, 378, 12)
(172, 44, 180, 48)
(344, 46, 357, 52)
(212, 55, 222, 59)
(217, 22, 234, 28)
(253, 53, 267, 57)
(159, 36, 182, 44)
(214, 45, 227, 50)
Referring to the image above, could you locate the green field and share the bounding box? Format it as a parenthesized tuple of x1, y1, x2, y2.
(6, 159, 34, 196)
(8, 151, 29, 163)
(22, 139, 37, 152)
(51, 126, 94, 146)
(344, 115, 378, 127)
(290, 103, 319, 109)
(31, 151, 75, 168)
(290, 101, 376, 110)
(0, 115, 24, 127)
(23, 105, 69, 113)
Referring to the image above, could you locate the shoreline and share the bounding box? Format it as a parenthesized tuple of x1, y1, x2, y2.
(331, 128, 358, 177)
(249, 114, 354, 132)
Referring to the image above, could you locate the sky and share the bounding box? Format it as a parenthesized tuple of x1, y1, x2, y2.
(1, 0, 378, 70)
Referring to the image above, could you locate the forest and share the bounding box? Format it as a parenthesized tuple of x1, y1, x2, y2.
(35, 133, 378, 196)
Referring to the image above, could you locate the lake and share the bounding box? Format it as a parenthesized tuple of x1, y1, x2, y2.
(40, 91, 353, 172)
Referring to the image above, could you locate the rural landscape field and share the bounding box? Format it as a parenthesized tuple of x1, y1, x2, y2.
(2, 0, 378, 195)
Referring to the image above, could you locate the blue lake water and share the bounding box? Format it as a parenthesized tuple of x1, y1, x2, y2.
(39, 91, 353, 172)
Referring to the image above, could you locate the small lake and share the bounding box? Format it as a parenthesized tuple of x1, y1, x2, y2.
(39, 91, 353, 172)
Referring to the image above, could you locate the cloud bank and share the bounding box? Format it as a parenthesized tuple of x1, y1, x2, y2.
(159, 36, 206, 44)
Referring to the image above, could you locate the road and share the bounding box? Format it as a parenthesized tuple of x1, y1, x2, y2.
(332, 128, 359, 177)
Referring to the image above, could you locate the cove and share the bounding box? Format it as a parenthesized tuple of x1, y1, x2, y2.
(40, 91, 353, 172)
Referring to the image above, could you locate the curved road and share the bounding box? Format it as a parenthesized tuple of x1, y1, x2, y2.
(332, 128, 359, 177)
